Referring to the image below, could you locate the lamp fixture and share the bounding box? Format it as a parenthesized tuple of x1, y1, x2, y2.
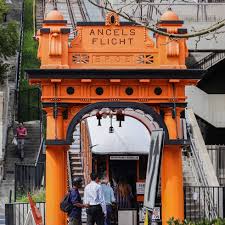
(96, 112, 102, 126)
(116, 109, 125, 127)
(109, 115, 114, 133)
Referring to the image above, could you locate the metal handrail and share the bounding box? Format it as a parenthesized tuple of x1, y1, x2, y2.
(15, 0, 25, 94)
(78, 0, 90, 21)
(192, 51, 225, 69)
(42, 0, 46, 18)
(67, 150, 72, 188)
(33, 0, 37, 36)
(66, 0, 76, 29)
(185, 111, 218, 219)
(35, 137, 44, 167)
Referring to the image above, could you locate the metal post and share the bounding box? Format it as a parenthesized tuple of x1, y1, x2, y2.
(5, 204, 15, 225)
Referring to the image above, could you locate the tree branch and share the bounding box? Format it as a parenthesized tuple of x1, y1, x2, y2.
(87, 0, 225, 39)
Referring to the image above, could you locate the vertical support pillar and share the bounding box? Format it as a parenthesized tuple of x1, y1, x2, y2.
(46, 145, 68, 225)
(45, 107, 68, 225)
(161, 108, 184, 224)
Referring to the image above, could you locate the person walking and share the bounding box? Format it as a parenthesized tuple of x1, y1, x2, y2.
(84, 173, 106, 225)
(101, 178, 116, 225)
(16, 122, 27, 159)
(68, 177, 89, 225)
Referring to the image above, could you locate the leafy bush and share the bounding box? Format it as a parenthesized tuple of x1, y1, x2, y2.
(20, 0, 40, 89)
(16, 189, 45, 203)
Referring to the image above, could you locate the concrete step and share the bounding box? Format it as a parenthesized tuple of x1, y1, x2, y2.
(71, 161, 82, 166)
(72, 172, 84, 176)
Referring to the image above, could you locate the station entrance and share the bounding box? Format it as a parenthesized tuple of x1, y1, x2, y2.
(27, 8, 204, 225)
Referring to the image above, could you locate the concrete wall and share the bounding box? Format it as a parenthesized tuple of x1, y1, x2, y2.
(186, 86, 225, 128)
(0, 92, 4, 181)
(0, 86, 10, 181)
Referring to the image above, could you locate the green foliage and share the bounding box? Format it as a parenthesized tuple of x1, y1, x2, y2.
(0, 0, 18, 83)
(16, 189, 45, 203)
(0, 21, 18, 58)
(0, 0, 8, 22)
(20, 0, 40, 89)
(167, 217, 225, 225)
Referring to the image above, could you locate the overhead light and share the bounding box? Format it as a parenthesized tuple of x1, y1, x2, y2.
(109, 115, 114, 133)
(116, 109, 125, 127)
(96, 112, 102, 126)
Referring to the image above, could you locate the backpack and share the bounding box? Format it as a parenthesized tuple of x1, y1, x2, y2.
(60, 191, 73, 213)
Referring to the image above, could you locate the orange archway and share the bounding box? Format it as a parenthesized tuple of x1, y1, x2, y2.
(27, 8, 204, 225)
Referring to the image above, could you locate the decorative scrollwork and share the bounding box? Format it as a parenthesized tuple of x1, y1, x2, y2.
(137, 54, 154, 64)
(72, 54, 90, 64)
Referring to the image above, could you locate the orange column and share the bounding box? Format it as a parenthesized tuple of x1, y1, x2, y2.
(45, 107, 68, 225)
(161, 108, 184, 225)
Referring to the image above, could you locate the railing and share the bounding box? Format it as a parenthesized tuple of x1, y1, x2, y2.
(18, 87, 41, 122)
(33, 0, 37, 36)
(15, 0, 25, 117)
(5, 202, 45, 225)
(65, 0, 76, 29)
(35, 137, 44, 166)
(77, 0, 90, 21)
(15, 137, 45, 200)
(185, 109, 219, 219)
(207, 145, 225, 186)
(14, 162, 45, 200)
(191, 51, 225, 69)
(184, 186, 225, 221)
(5, 187, 224, 224)
(67, 150, 72, 188)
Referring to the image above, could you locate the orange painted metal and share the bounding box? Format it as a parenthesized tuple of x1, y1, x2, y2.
(30, 8, 199, 225)
(45, 145, 68, 225)
(161, 108, 184, 223)
(28, 193, 44, 225)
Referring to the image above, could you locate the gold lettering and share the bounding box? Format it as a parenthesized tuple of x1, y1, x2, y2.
(130, 29, 135, 35)
(115, 56, 120, 62)
(119, 39, 126, 45)
(100, 38, 106, 45)
(114, 29, 119, 36)
(111, 38, 117, 45)
(97, 29, 104, 35)
(106, 29, 112, 35)
(122, 29, 128, 36)
(90, 29, 95, 35)
(125, 56, 131, 63)
(95, 56, 101, 63)
(92, 38, 98, 44)
(105, 56, 110, 63)
(128, 38, 133, 45)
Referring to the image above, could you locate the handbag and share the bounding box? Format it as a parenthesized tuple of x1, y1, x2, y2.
(12, 137, 18, 146)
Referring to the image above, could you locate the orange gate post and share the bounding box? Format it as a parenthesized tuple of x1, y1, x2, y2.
(28, 8, 204, 225)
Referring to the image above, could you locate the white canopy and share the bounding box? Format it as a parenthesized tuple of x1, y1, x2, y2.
(86, 116, 151, 155)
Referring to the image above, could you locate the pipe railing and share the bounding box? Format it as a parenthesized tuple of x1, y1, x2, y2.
(15, 0, 25, 114)
(191, 51, 225, 69)
(33, 0, 37, 36)
(65, 0, 76, 29)
(35, 137, 44, 167)
(67, 150, 72, 189)
(186, 110, 219, 219)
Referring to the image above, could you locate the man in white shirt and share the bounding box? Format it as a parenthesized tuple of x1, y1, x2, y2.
(84, 173, 106, 225)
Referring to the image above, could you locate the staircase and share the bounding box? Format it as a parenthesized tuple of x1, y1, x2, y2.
(191, 51, 225, 70)
(0, 120, 41, 214)
(36, 0, 45, 30)
(45, 0, 75, 39)
(0, 215, 5, 225)
(68, 124, 85, 196)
